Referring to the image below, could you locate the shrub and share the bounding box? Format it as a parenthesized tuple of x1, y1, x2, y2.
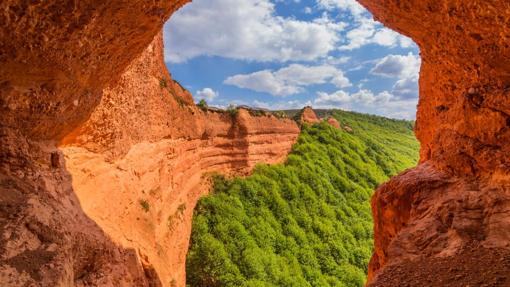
(159, 78, 167, 88)
(139, 199, 150, 212)
(227, 105, 238, 117)
(197, 99, 208, 111)
(248, 109, 266, 117)
(273, 110, 288, 119)
(174, 95, 187, 108)
(186, 110, 419, 287)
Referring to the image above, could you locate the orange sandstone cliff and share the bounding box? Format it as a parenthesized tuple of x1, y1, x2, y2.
(0, 2, 298, 286)
(59, 33, 300, 287)
(357, 1, 510, 286)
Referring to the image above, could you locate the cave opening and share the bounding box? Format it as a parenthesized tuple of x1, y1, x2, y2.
(3, 1, 509, 287)
(162, 0, 422, 286)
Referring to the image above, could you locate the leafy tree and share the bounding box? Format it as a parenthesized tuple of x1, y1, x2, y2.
(187, 110, 419, 286)
(197, 99, 208, 111)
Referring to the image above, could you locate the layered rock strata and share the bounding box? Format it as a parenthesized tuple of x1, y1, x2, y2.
(0, 2, 299, 286)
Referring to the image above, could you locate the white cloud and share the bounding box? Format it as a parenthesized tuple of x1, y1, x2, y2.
(371, 52, 421, 79)
(304, 7, 313, 14)
(224, 64, 351, 96)
(316, 0, 366, 17)
(224, 70, 302, 96)
(315, 89, 392, 106)
(392, 77, 418, 99)
(196, 88, 219, 101)
(315, 90, 351, 104)
(370, 53, 421, 99)
(313, 88, 416, 119)
(325, 56, 351, 65)
(165, 0, 345, 63)
(313, 1, 415, 51)
(339, 17, 414, 50)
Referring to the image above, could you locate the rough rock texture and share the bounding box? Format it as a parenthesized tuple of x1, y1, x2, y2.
(299, 106, 321, 125)
(356, 1, 510, 286)
(59, 33, 299, 287)
(3, 0, 510, 286)
(0, 2, 299, 286)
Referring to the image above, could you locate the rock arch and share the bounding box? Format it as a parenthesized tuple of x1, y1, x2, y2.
(1, 0, 509, 286)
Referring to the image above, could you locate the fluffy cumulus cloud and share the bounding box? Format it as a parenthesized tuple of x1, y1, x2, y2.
(371, 53, 420, 79)
(371, 53, 421, 99)
(224, 64, 351, 96)
(315, 89, 392, 106)
(339, 18, 414, 50)
(316, 0, 366, 16)
(313, 89, 417, 119)
(315, 0, 414, 50)
(165, 0, 345, 63)
(196, 88, 219, 101)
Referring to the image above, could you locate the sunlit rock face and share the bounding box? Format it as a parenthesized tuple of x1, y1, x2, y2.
(357, 1, 510, 286)
(299, 106, 321, 125)
(0, 1, 299, 286)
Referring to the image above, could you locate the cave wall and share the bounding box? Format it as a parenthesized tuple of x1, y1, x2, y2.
(0, 1, 299, 286)
(356, 1, 510, 285)
(2, 0, 510, 286)
(1, 1, 188, 286)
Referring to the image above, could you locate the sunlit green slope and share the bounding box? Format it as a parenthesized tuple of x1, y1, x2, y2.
(186, 110, 419, 287)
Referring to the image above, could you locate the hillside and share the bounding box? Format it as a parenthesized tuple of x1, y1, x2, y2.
(186, 110, 419, 287)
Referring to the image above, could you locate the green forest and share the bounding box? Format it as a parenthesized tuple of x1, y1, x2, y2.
(186, 110, 419, 287)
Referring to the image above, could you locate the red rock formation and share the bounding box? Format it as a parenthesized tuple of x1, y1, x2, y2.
(325, 117, 341, 129)
(356, 1, 510, 285)
(59, 33, 299, 286)
(299, 106, 321, 125)
(0, 2, 299, 286)
(3, 0, 509, 286)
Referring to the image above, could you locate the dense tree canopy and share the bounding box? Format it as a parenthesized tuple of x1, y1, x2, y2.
(187, 110, 419, 287)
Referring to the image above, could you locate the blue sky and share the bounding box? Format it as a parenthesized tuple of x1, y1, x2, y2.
(164, 0, 420, 119)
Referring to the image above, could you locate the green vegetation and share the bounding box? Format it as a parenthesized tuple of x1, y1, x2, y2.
(139, 199, 150, 212)
(248, 109, 267, 117)
(227, 105, 239, 117)
(159, 78, 168, 89)
(272, 110, 288, 119)
(174, 95, 188, 108)
(186, 110, 419, 287)
(197, 99, 208, 111)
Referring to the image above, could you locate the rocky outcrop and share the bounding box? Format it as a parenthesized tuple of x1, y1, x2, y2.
(0, 2, 298, 286)
(325, 117, 341, 129)
(356, 1, 510, 286)
(298, 106, 321, 125)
